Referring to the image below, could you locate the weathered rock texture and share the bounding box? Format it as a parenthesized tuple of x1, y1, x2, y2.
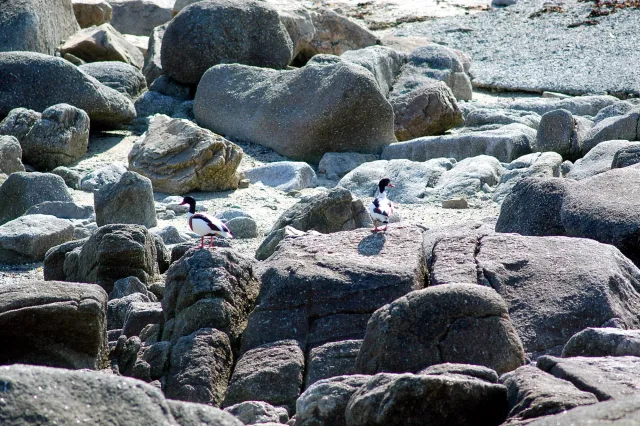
(244, 225, 426, 353)
(161, 248, 260, 346)
(0, 104, 90, 170)
(356, 284, 525, 376)
(129, 115, 242, 194)
(501, 365, 598, 424)
(0, 281, 107, 369)
(345, 371, 508, 426)
(60, 224, 160, 294)
(0, 364, 243, 425)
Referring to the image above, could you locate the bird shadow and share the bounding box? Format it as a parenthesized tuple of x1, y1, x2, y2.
(358, 232, 387, 256)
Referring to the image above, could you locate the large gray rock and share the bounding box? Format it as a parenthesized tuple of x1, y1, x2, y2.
(496, 177, 570, 236)
(95, 171, 157, 228)
(582, 110, 640, 154)
(0, 281, 107, 369)
(109, 0, 173, 36)
(338, 158, 454, 203)
(243, 162, 315, 192)
(143, 23, 166, 84)
(317, 152, 378, 179)
(129, 115, 242, 194)
(381, 123, 535, 163)
(0, 214, 75, 264)
(562, 328, 640, 358)
(80, 163, 128, 191)
(390, 79, 463, 141)
(224, 340, 304, 413)
(566, 140, 637, 180)
(392, 44, 473, 101)
(73, 0, 113, 28)
(561, 166, 640, 266)
(475, 234, 640, 357)
(0, 135, 25, 173)
(0, 104, 90, 171)
(194, 61, 396, 163)
(0, 0, 79, 55)
(538, 356, 640, 401)
(0, 172, 72, 225)
(79, 61, 147, 98)
(535, 109, 593, 161)
(162, 0, 293, 84)
(243, 225, 426, 353)
(493, 152, 563, 203)
(59, 23, 145, 69)
(165, 328, 233, 406)
(62, 224, 160, 294)
(295, 375, 371, 426)
(162, 248, 260, 346)
(356, 284, 525, 376)
(501, 365, 598, 424)
(0, 364, 242, 425)
(528, 397, 640, 426)
(224, 401, 289, 425)
(0, 52, 136, 127)
(344, 371, 508, 426)
(594, 101, 637, 124)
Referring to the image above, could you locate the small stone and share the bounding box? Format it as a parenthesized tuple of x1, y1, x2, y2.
(442, 198, 468, 209)
(238, 179, 250, 189)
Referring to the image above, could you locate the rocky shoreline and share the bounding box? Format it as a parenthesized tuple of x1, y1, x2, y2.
(1, 0, 640, 425)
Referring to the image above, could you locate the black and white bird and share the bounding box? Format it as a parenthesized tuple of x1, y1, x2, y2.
(368, 178, 395, 232)
(179, 196, 233, 248)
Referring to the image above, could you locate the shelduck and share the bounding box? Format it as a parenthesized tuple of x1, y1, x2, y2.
(368, 178, 395, 233)
(179, 196, 233, 248)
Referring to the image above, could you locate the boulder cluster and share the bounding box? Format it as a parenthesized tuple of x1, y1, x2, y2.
(1, 0, 640, 425)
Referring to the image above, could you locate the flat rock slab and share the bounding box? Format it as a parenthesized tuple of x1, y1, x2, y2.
(538, 356, 640, 401)
(243, 225, 425, 352)
(528, 397, 640, 426)
(395, 0, 640, 97)
(0, 214, 75, 263)
(427, 231, 640, 358)
(0, 364, 242, 426)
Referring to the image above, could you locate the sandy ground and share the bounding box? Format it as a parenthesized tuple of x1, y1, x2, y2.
(302, 0, 491, 34)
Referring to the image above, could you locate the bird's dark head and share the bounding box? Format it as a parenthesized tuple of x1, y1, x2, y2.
(180, 196, 196, 213)
(378, 178, 394, 193)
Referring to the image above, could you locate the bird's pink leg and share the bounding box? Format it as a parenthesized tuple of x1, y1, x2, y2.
(209, 236, 215, 248)
(371, 226, 379, 233)
(383, 225, 388, 232)
(199, 236, 205, 249)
